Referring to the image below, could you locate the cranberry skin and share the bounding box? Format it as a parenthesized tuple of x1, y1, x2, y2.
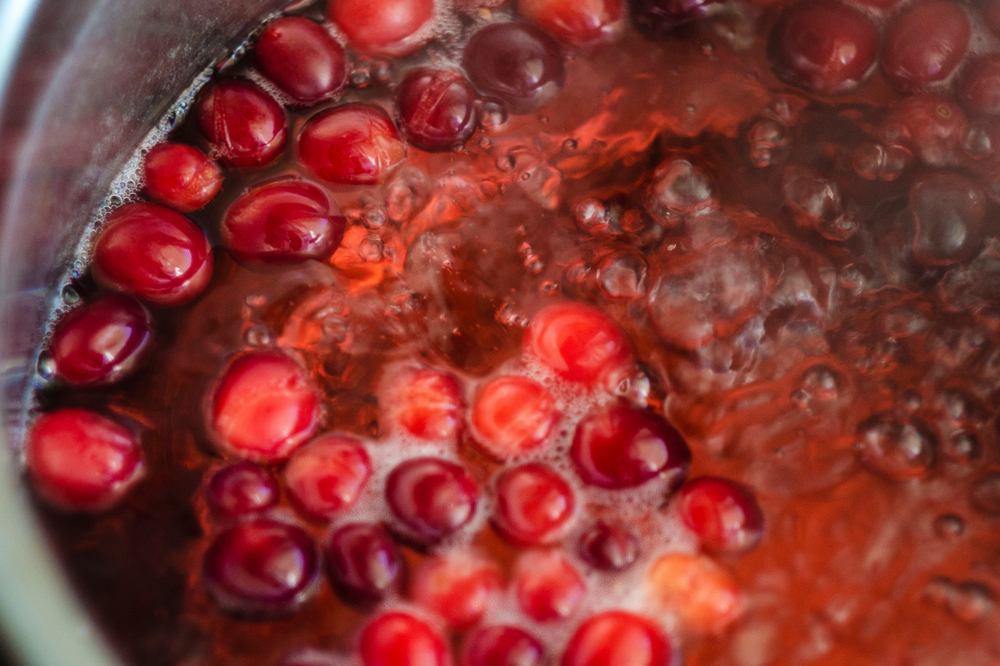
(677, 476, 764, 555)
(253, 17, 347, 104)
(515, 551, 585, 621)
(571, 402, 691, 489)
(411, 554, 503, 629)
(359, 612, 450, 666)
(298, 104, 406, 185)
(493, 464, 574, 545)
(395, 68, 480, 152)
(462, 23, 566, 115)
(202, 518, 319, 617)
(381, 367, 466, 442)
(327, 522, 405, 602)
(197, 79, 287, 168)
(143, 142, 223, 212)
(386, 457, 479, 543)
(209, 350, 321, 462)
(881, 0, 971, 93)
(221, 178, 346, 266)
(472, 375, 559, 457)
(327, 0, 435, 57)
(205, 461, 280, 519)
(561, 611, 671, 666)
(523, 302, 632, 385)
(284, 435, 371, 519)
(461, 626, 544, 666)
(767, 1, 879, 95)
(630, 0, 724, 37)
(49, 294, 152, 387)
(517, 0, 623, 45)
(957, 55, 1000, 117)
(91, 202, 213, 307)
(578, 522, 639, 571)
(25, 408, 144, 513)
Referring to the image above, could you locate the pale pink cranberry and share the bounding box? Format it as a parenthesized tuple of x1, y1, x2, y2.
(202, 518, 319, 616)
(523, 302, 632, 385)
(209, 350, 321, 462)
(395, 68, 480, 152)
(411, 553, 503, 629)
(253, 17, 347, 104)
(205, 461, 280, 519)
(197, 79, 287, 168)
(561, 611, 671, 666)
(25, 408, 144, 512)
(493, 464, 574, 545)
(461, 626, 544, 666)
(677, 476, 764, 555)
(646, 552, 741, 633)
(298, 103, 406, 185)
(326, 0, 435, 57)
(284, 434, 371, 519)
(359, 612, 450, 666)
(630, 0, 724, 37)
(143, 142, 223, 212)
(472, 375, 559, 457)
(881, 0, 971, 93)
(326, 522, 405, 602)
(957, 55, 1000, 117)
(221, 178, 346, 266)
(516, 0, 622, 45)
(514, 551, 585, 621)
(578, 522, 639, 571)
(380, 367, 465, 442)
(987, 0, 1000, 38)
(91, 202, 213, 307)
(879, 94, 967, 167)
(386, 457, 479, 543)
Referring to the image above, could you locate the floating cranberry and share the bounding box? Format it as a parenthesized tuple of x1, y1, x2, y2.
(143, 142, 223, 212)
(677, 476, 764, 555)
(578, 522, 639, 571)
(197, 79, 288, 168)
(523, 302, 632, 385)
(91, 202, 213, 307)
(517, 0, 622, 44)
(25, 408, 144, 513)
(411, 554, 503, 629)
(856, 411, 937, 480)
(561, 611, 671, 666)
(957, 55, 1000, 117)
(385, 457, 479, 543)
(326, 522, 405, 602)
(493, 464, 574, 545)
(881, 0, 971, 93)
(461, 626, 544, 666)
(472, 375, 559, 457)
(647, 552, 741, 633)
(380, 367, 466, 442)
(909, 172, 985, 266)
(879, 94, 967, 167)
(395, 68, 480, 152)
(359, 612, 450, 666)
(462, 22, 566, 115)
(206, 461, 280, 519)
(298, 104, 406, 185)
(209, 350, 321, 462)
(514, 551, 585, 621)
(284, 434, 371, 519)
(327, 0, 434, 56)
(630, 0, 725, 38)
(202, 518, 319, 616)
(253, 17, 347, 104)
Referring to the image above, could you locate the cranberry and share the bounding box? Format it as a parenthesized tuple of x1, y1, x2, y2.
(571, 402, 691, 489)
(909, 172, 985, 266)
(253, 17, 347, 104)
(578, 522, 639, 571)
(462, 22, 566, 115)
(49, 294, 152, 387)
(493, 464, 574, 545)
(327, 0, 434, 56)
(326, 522, 405, 602)
(411, 553, 503, 629)
(517, 0, 622, 45)
(298, 103, 406, 185)
(646, 552, 741, 633)
(523, 302, 632, 385)
(881, 0, 971, 93)
(359, 612, 450, 666)
(987, 0, 1000, 39)
(514, 551, 585, 621)
(461, 626, 544, 666)
(221, 178, 346, 266)
(385, 457, 479, 543)
(143, 142, 223, 212)
(209, 350, 321, 462)
(677, 476, 764, 555)
(205, 461, 280, 519)
(957, 55, 1000, 117)
(380, 367, 466, 442)
(202, 518, 319, 616)
(472, 375, 559, 457)
(91, 202, 213, 307)
(630, 0, 725, 38)
(25, 408, 144, 512)
(561, 611, 671, 666)
(395, 68, 480, 152)
(879, 94, 967, 167)
(197, 79, 287, 168)
(284, 434, 371, 519)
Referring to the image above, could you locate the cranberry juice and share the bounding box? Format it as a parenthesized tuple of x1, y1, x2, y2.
(19, 0, 1000, 665)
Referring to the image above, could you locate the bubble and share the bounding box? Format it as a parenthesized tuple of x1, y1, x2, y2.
(574, 199, 613, 235)
(385, 167, 431, 224)
(909, 172, 986, 266)
(244, 324, 273, 347)
(948, 582, 996, 623)
(358, 237, 384, 263)
(596, 251, 649, 299)
(36, 353, 56, 380)
(855, 412, 936, 481)
(747, 119, 786, 168)
(562, 138, 578, 150)
(933, 514, 964, 539)
(782, 166, 856, 241)
(321, 316, 349, 344)
(643, 156, 718, 227)
(480, 100, 508, 130)
(61, 284, 81, 305)
(540, 280, 559, 296)
(496, 155, 515, 172)
(942, 432, 980, 465)
(361, 205, 388, 230)
(349, 67, 371, 88)
(800, 366, 839, 401)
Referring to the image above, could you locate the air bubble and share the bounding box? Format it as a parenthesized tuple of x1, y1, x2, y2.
(523, 254, 544, 274)
(643, 156, 718, 227)
(361, 205, 388, 230)
(385, 167, 431, 224)
(245, 294, 267, 309)
(747, 119, 786, 168)
(562, 138, 578, 150)
(596, 251, 648, 299)
(36, 353, 56, 380)
(61, 285, 81, 305)
(800, 366, 839, 401)
(948, 582, 996, 623)
(496, 155, 515, 172)
(782, 166, 856, 240)
(349, 67, 371, 88)
(540, 281, 559, 295)
(855, 412, 936, 481)
(358, 237, 384, 263)
(496, 302, 528, 328)
(480, 101, 508, 130)
(933, 514, 964, 539)
(943, 432, 979, 465)
(574, 199, 612, 235)
(244, 324, 273, 347)
(321, 316, 349, 343)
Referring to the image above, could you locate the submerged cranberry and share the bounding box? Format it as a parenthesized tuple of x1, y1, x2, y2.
(253, 17, 347, 104)
(957, 55, 1000, 117)
(298, 104, 406, 185)
(677, 477, 765, 555)
(561, 611, 671, 666)
(514, 551, 585, 621)
(517, 0, 622, 45)
(493, 464, 575, 545)
(647, 552, 741, 633)
(461, 626, 544, 666)
(359, 612, 450, 666)
(909, 172, 985, 266)
(462, 22, 566, 115)
(25, 408, 144, 513)
(395, 68, 480, 152)
(197, 79, 287, 167)
(143, 142, 223, 212)
(284, 434, 371, 519)
(523, 302, 632, 385)
(411, 554, 503, 629)
(327, 0, 435, 56)
(205, 461, 280, 519)
(578, 522, 639, 571)
(386, 457, 479, 543)
(881, 0, 971, 93)
(380, 367, 466, 442)
(326, 522, 405, 602)
(472, 375, 559, 457)
(91, 202, 213, 307)
(630, 0, 724, 37)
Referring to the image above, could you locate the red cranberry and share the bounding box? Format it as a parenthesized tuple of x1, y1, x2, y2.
(298, 103, 406, 185)
(578, 522, 639, 571)
(209, 350, 321, 462)
(630, 0, 725, 38)
(561, 611, 670, 666)
(462, 22, 566, 115)
(385, 457, 479, 543)
(205, 461, 280, 519)
(143, 142, 223, 212)
(380, 367, 466, 442)
(91, 202, 213, 307)
(411, 553, 503, 629)
(359, 612, 450, 666)
(493, 464, 574, 545)
(517, 0, 622, 45)
(253, 17, 348, 104)
(957, 55, 1000, 117)
(25, 408, 144, 513)
(326, 522, 405, 602)
(395, 68, 480, 152)
(571, 402, 691, 489)
(327, 0, 434, 56)
(49, 294, 152, 387)
(767, 1, 879, 95)
(284, 434, 371, 519)
(461, 626, 544, 666)
(881, 0, 971, 93)
(202, 518, 319, 616)
(523, 302, 632, 385)
(646, 552, 741, 633)
(515, 551, 585, 621)
(909, 172, 985, 266)
(472, 375, 559, 457)
(677, 476, 764, 555)
(221, 178, 346, 266)
(197, 79, 287, 168)
(879, 94, 967, 167)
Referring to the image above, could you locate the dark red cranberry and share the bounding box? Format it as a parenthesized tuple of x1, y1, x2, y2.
(879, 94, 967, 167)
(284, 434, 371, 519)
(517, 0, 622, 45)
(197, 79, 287, 168)
(380, 367, 466, 442)
(25, 408, 144, 512)
(630, 0, 725, 38)
(143, 142, 223, 212)
(359, 612, 449, 666)
(578, 522, 639, 571)
(411, 554, 503, 629)
(326, 522, 405, 602)
(571, 402, 691, 489)
(461, 626, 544, 666)
(326, 0, 435, 57)
(49, 294, 152, 387)
(385, 457, 479, 543)
(493, 464, 574, 545)
(523, 302, 632, 385)
(881, 0, 971, 93)
(395, 68, 480, 152)
(205, 461, 280, 519)
(91, 202, 213, 307)
(957, 55, 1000, 117)
(462, 22, 566, 115)
(767, 1, 879, 95)
(561, 611, 670, 666)
(472, 375, 559, 457)
(202, 518, 319, 616)
(514, 551, 585, 621)
(677, 476, 765, 555)
(221, 178, 346, 266)
(209, 350, 321, 462)
(253, 17, 348, 104)
(909, 172, 985, 266)
(297, 103, 407, 185)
